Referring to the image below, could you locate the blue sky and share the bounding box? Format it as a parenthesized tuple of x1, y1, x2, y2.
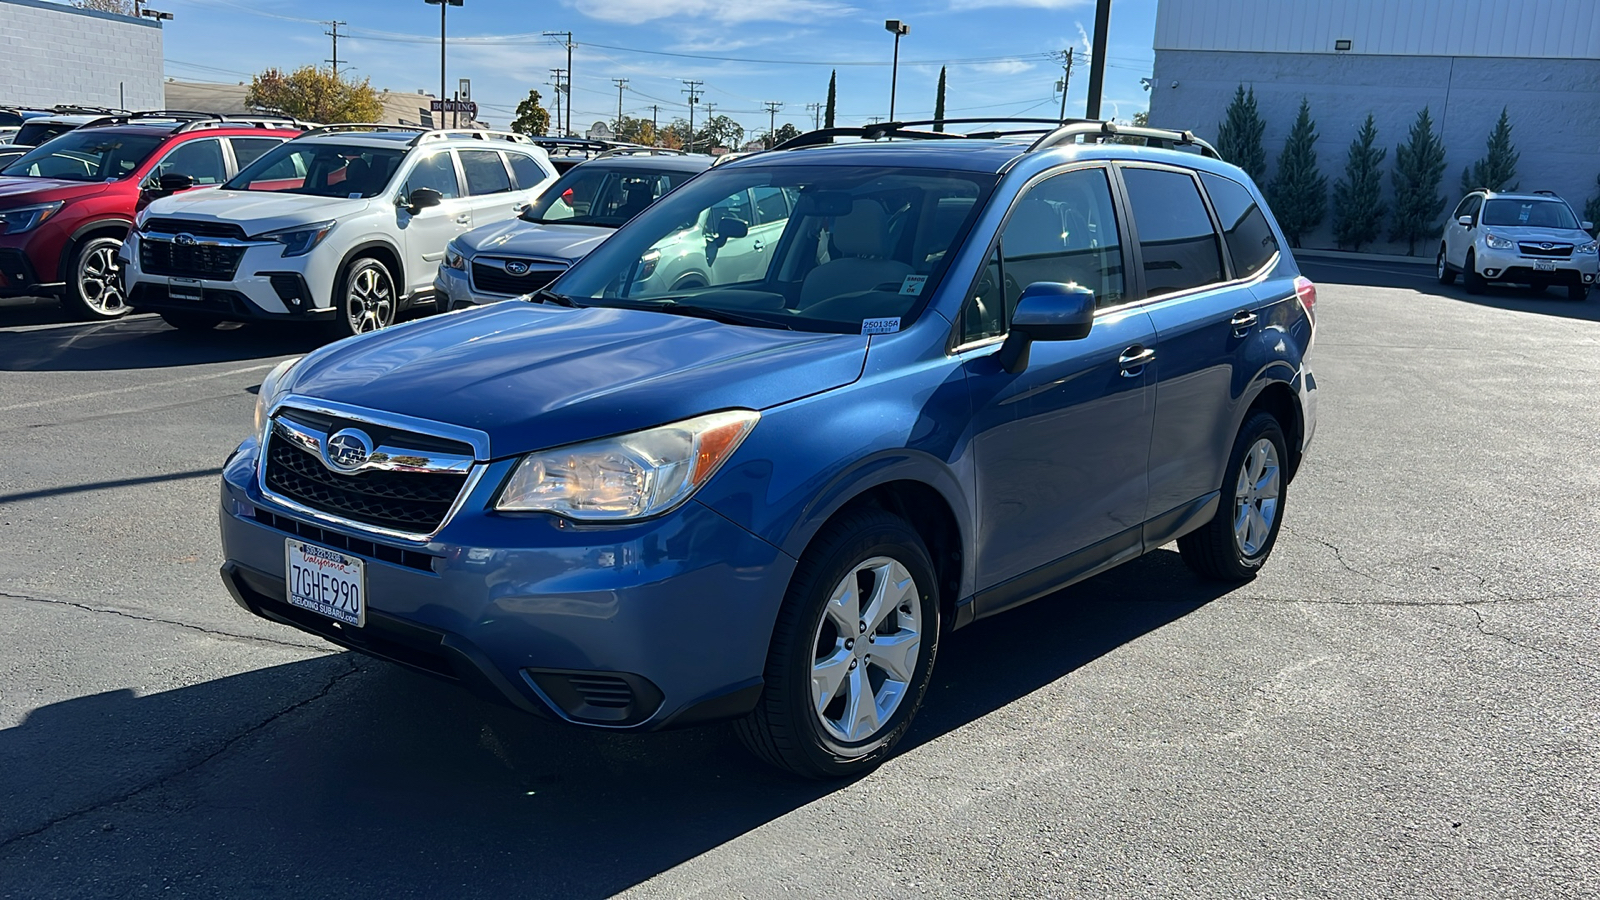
(149, 0, 1159, 136)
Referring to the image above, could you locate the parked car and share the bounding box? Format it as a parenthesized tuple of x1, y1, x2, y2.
(1438, 189, 1598, 300)
(122, 125, 559, 336)
(219, 118, 1318, 779)
(0, 107, 130, 159)
(436, 152, 711, 308)
(0, 111, 304, 318)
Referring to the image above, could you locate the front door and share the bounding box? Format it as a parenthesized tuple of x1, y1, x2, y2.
(396, 149, 472, 295)
(1444, 194, 1481, 267)
(962, 166, 1155, 602)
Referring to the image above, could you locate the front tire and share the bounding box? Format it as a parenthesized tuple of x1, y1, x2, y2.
(63, 236, 130, 320)
(1436, 246, 1456, 285)
(333, 257, 397, 338)
(1570, 282, 1591, 302)
(1178, 411, 1288, 581)
(1462, 251, 1486, 294)
(735, 508, 940, 780)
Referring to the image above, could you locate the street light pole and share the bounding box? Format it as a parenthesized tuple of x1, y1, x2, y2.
(424, 0, 462, 129)
(884, 19, 910, 122)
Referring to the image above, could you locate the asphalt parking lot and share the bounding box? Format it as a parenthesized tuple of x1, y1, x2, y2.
(1, 258, 1596, 899)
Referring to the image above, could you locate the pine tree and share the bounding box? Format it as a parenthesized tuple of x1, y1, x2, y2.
(1332, 114, 1388, 252)
(1265, 98, 1327, 248)
(933, 67, 947, 133)
(824, 70, 837, 129)
(1460, 107, 1520, 194)
(1585, 173, 1600, 237)
(1215, 85, 1266, 182)
(1390, 107, 1448, 256)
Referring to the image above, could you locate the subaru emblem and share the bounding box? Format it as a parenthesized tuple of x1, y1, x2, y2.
(175, 233, 198, 246)
(324, 428, 374, 472)
(504, 260, 530, 276)
(1542, 242, 1553, 250)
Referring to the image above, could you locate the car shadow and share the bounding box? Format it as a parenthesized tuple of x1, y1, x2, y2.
(0, 313, 323, 372)
(1436, 282, 1600, 323)
(0, 549, 1231, 897)
(1297, 259, 1600, 322)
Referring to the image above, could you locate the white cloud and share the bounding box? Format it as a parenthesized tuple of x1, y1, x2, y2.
(1075, 21, 1093, 56)
(960, 0, 1091, 9)
(567, 0, 855, 25)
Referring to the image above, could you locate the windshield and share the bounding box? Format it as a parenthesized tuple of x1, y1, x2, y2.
(1482, 199, 1579, 230)
(553, 164, 996, 334)
(14, 121, 79, 147)
(223, 142, 407, 198)
(524, 164, 700, 227)
(0, 131, 164, 181)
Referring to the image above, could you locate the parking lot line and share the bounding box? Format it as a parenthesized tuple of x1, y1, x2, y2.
(0, 362, 275, 413)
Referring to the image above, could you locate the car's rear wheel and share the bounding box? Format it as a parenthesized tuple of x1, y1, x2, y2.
(1570, 281, 1591, 302)
(1178, 411, 1288, 581)
(64, 236, 129, 320)
(159, 311, 222, 332)
(1436, 246, 1456, 285)
(1462, 251, 1486, 294)
(735, 508, 939, 780)
(334, 257, 397, 338)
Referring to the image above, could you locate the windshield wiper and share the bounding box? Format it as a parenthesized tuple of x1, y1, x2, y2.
(608, 299, 794, 331)
(527, 288, 580, 308)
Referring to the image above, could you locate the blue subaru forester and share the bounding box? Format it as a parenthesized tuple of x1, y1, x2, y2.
(220, 119, 1318, 779)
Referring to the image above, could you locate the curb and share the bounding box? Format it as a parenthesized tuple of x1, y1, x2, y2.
(1293, 248, 1432, 266)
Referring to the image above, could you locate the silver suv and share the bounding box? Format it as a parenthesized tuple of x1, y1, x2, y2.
(1437, 190, 1598, 301)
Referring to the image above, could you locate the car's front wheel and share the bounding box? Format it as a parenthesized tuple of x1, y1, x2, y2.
(735, 508, 940, 779)
(1571, 281, 1591, 302)
(334, 257, 397, 338)
(1178, 411, 1288, 581)
(1436, 246, 1456, 285)
(64, 236, 130, 320)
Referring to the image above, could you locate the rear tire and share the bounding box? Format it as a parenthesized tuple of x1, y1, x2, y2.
(159, 311, 221, 332)
(1462, 251, 1486, 294)
(1570, 282, 1591, 302)
(1178, 411, 1288, 582)
(734, 508, 940, 780)
(1435, 246, 1456, 285)
(63, 235, 130, 320)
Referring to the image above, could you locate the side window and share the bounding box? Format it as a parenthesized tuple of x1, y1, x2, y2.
(959, 245, 1007, 344)
(1464, 195, 1482, 221)
(999, 167, 1125, 311)
(402, 151, 461, 200)
(459, 149, 512, 195)
(506, 152, 550, 190)
(1200, 172, 1279, 279)
(229, 137, 282, 171)
(154, 138, 227, 185)
(709, 189, 754, 227)
(1452, 196, 1475, 219)
(752, 186, 793, 226)
(1120, 167, 1225, 297)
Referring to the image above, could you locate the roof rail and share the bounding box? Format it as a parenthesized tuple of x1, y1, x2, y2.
(299, 123, 427, 138)
(81, 110, 222, 129)
(412, 129, 534, 146)
(771, 117, 1220, 160)
(1029, 120, 1220, 158)
(51, 104, 130, 116)
(597, 145, 689, 158)
(1533, 189, 1560, 197)
(177, 115, 314, 134)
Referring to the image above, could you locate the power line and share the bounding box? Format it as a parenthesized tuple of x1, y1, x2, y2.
(682, 80, 702, 151)
(543, 31, 574, 138)
(324, 21, 346, 76)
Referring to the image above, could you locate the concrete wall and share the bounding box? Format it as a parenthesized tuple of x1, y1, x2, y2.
(0, 0, 164, 111)
(1149, 49, 1600, 254)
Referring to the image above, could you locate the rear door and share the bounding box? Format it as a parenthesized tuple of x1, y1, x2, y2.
(458, 148, 525, 229)
(396, 148, 472, 295)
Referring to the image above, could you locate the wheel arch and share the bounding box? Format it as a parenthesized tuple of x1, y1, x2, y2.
(335, 240, 405, 301)
(58, 218, 133, 281)
(1242, 378, 1303, 482)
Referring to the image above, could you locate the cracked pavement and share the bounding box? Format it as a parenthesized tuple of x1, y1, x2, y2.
(0, 263, 1596, 899)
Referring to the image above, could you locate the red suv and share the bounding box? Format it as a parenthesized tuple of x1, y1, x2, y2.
(0, 112, 305, 319)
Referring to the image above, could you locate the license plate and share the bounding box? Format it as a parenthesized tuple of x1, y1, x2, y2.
(285, 540, 365, 627)
(1533, 260, 1557, 272)
(169, 277, 203, 301)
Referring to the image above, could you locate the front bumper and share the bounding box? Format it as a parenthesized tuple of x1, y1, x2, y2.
(1473, 243, 1598, 284)
(434, 260, 525, 310)
(219, 439, 793, 730)
(0, 244, 60, 297)
(121, 230, 341, 322)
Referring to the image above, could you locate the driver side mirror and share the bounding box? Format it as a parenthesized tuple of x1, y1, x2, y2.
(1583, 220, 1594, 232)
(1457, 215, 1475, 228)
(706, 215, 749, 247)
(143, 172, 195, 200)
(997, 282, 1095, 374)
(404, 187, 443, 215)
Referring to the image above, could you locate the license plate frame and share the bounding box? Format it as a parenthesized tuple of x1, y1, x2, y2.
(285, 539, 366, 627)
(1532, 259, 1557, 272)
(168, 276, 203, 301)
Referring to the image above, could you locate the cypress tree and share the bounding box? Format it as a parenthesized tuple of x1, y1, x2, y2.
(1331, 114, 1388, 252)
(824, 70, 837, 129)
(933, 66, 947, 133)
(1460, 107, 1520, 194)
(1265, 98, 1327, 248)
(1390, 107, 1448, 256)
(1215, 84, 1266, 182)
(1584, 172, 1600, 237)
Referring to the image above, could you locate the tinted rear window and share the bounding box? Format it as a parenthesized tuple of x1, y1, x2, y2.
(1121, 167, 1225, 297)
(1201, 172, 1278, 279)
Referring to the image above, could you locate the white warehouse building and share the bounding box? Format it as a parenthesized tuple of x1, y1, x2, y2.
(1147, 0, 1600, 254)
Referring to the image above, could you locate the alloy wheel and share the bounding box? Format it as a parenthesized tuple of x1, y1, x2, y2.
(810, 556, 923, 744)
(346, 264, 395, 334)
(1233, 438, 1281, 557)
(78, 241, 126, 316)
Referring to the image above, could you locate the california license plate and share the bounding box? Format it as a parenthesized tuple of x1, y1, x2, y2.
(1533, 260, 1557, 272)
(169, 277, 203, 301)
(285, 540, 365, 627)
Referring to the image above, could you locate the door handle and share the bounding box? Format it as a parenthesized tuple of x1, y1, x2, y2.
(1118, 346, 1155, 377)
(454, 214, 471, 225)
(1230, 310, 1259, 336)
(753, 239, 765, 252)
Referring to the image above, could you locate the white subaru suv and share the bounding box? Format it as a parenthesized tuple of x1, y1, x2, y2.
(122, 125, 557, 335)
(1437, 189, 1598, 301)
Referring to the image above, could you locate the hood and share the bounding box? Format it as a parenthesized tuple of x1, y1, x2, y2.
(1483, 225, 1591, 244)
(286, 302, 868, 457)
(0, 177, 110, 205)
(459, 218, 612, 263)
(146, 188, 371, 235)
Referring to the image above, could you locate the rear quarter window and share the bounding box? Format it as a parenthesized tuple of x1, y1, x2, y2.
(1120, 166, 1225, 297)
(1200, 172, 1278, 279)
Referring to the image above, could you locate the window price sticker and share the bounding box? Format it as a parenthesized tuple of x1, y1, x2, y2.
(861, 317, 902, 335)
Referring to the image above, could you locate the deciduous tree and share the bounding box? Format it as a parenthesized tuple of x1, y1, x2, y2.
(1332, 114, 1388, 252)
(74, 0, 133, 14)
(510, 89, 551, 136)
(1265, 98, 1327, 248)
(764, 123, 800, 149)
(1215, 84, 1266, 182)
(613, 114, 655, 146)
(1390, 107, 1448, 256)
(694, 115, 745, 153)
(1460, 107, 1519, 194)
(246, 66, 382, 125)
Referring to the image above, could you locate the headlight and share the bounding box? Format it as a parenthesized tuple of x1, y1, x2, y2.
(444, 244, 467, 270)
(0, 201, 64, 235)
(1577, 240, 1598, 255)
(253, 356, 304, 437)
(1484, 233, 1514, 250)
(496, 410, 759, 520)
(256, 220, 336, 257)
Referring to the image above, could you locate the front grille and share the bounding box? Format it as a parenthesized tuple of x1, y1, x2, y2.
(1519, 243, 1573, 259)
(144, 218, 248, 240)
(471, 260, 565, 296)
(250, 508, 438, 573)
(263, 435, 469, 535)
(140, 238, 246, 279)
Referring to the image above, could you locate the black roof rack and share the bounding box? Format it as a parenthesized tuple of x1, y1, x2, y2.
(50, 104, 131, 116)
(771, 117, 1219, 159)
(299, 123, 427, 139)
(1533, 189, 1560, 197)
(598, 145, 690, 158)
(82, 110, 221, 128)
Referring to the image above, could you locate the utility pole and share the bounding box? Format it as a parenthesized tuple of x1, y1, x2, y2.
(543, 31, 574, 138)
(424, 1, 463, 130)
(763, 100, 782, 147)
(549, 69, 566, 136)
(805, 101, 821, 130)
(682, 80, 702, 152)
(648, 104, 660, 144)
(612, 78, 628, 130)
(323, 21, 346, 76)
(1055, 49, 1074, 122)
(1085, 0, 1111, 120)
